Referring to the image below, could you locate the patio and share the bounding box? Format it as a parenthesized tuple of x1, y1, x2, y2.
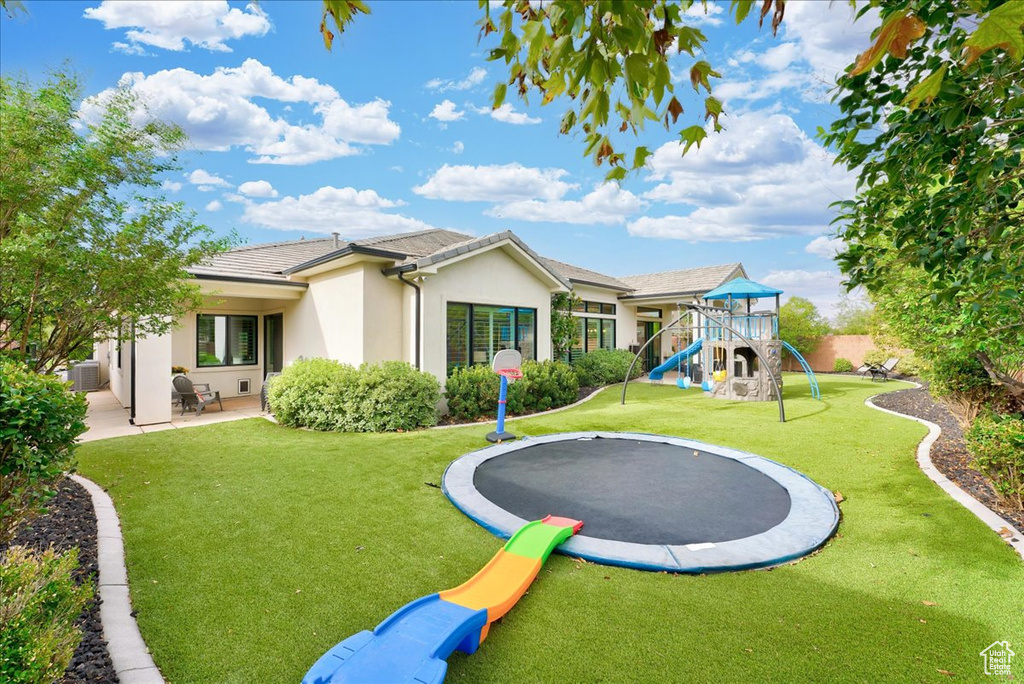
(80, 389, 266, 442)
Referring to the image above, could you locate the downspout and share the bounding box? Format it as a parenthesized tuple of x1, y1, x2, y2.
(129, 321, 137, 425)
(396, 271, 421, 370)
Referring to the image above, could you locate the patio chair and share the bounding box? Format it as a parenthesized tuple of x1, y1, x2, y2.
(855, 363, 872, 378)
(261, 372, 281, 413)
(868, 357, 900, 382)
(172, 375, 223, 417)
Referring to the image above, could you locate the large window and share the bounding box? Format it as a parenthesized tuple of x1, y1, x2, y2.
(446, 303, 536, 374)
(570, 317, 616, 362)
(197, 314, 258, 367)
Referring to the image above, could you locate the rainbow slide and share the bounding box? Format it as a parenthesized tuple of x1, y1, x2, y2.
(302, 516, 583, 684)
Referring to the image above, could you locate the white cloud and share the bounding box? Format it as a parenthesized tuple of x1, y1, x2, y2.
(238, 180, 278, 198)
(805, 236, 845, 259)
(429, 100, 465, 123)
(761, 269, 845, 318)
(242, 186, 436, 237)
(112, 41, 149, 56)
(78, 59, 400, 165)
(425, 67, 487, 92)
(486, 183, 642, 225)
(485, 103, 541, 125)
(187, 169, 231, 190)
(413, 163, 576, 202)
(84, 1, 271, 53)
(630, 111, 855, 242)
(161, 180, 182, 193)
(683, 1, 724, 26)
(451, 141, 465, 155)
(205, 200, 223, 212)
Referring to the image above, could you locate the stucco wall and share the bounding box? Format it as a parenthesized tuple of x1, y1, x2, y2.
(785, 334, 882, 372)
(420, 246, 555, 382)
(361, 265, 405, 364)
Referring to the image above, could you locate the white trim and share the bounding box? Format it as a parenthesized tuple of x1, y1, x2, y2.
(70, 475, 165, 683)
(865, 388, 1024, 560)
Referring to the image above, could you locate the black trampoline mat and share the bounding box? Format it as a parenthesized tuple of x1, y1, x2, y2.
(473, 437, 792, 545)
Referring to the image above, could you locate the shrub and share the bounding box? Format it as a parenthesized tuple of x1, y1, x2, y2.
(0, 546, 93, 684)
(267, 358, 440, 432)
(928, 352, 1002, 426)
(833, 358, 854, 373)
(863, 348, 890, 367)
(0, 360, 87, 544)
(508, 360, 580, 414)
(572, 348, 643, 387)
(966, 413, 1024, 510)
(445, 360, 579, 421)
(897, 351, 929, 378)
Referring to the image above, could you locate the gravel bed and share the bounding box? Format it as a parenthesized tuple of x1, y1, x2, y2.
(2, 478, 118, 683)
(871, 381, 1024, 534)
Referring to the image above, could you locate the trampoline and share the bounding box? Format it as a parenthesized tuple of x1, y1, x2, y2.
(443, 432, 840, 573)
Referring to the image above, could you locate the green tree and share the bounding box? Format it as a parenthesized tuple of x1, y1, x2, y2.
(0, 70, 230, 372)
(550, 291, 582, 360)
(832, 295, 876, 335)
(779, 297, 830, 360)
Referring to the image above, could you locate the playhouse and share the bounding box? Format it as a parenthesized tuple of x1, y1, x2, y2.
(643, 277, 818, 405)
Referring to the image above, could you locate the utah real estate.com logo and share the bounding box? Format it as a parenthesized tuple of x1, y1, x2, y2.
(980, 641, 1015, 676)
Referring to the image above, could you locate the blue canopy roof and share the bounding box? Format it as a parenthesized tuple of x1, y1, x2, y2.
(702, 277, 784, 300)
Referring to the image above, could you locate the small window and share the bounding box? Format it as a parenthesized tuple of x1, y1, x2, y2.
(601, 303, 616, 315)
(197, 314, 258, 367)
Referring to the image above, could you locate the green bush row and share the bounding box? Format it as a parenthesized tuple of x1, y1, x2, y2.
(571, 348, 643, 387)
(1, 360, 87, 544)
(966, 413, 1024, 511)
(445, 360, 579, 422)
(268, 359, 440, 432)
(0, 546, 93, 684)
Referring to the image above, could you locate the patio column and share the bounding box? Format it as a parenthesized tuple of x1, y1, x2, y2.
(132, 329, 173, 426)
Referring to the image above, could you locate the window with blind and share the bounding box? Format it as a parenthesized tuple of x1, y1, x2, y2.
(196, 314, 258, 367)
(446, 303, 537, 374)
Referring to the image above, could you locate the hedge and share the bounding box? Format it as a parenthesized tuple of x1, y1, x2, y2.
(571, 348, 643, 387)
(445, 360, 579, 421)
(267, 359, 440, 432)
(966, 413, 1024, 510)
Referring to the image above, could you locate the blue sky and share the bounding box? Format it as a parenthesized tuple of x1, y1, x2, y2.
(1, 1, 878, 316)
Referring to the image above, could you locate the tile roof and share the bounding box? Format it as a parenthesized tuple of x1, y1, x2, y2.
(540, 257, 633, 292)
(618, 263, 745, 299)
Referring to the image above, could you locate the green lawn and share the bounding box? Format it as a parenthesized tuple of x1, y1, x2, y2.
(77, 374, 1024, 683)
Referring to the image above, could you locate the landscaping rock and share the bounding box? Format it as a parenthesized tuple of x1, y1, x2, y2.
(2, 478, 119, 683)
(873, 382, 1024, 534)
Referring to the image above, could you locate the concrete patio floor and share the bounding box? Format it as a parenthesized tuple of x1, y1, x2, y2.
(80, 390, 266, 442)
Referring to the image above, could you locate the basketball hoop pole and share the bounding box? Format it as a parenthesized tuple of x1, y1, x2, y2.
(486, 369, 520, 443)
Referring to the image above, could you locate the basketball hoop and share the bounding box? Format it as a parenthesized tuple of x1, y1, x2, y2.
(496, 367, 523, 382)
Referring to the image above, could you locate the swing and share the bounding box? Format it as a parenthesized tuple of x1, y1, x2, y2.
(712, 344, 727, 383)
(676, 350, 692, 389)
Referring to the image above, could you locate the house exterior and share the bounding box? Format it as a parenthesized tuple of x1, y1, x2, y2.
(97, 228, 747, 425)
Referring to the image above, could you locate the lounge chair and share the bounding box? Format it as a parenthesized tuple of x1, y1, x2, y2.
(868, 358, 899, 382)
(172, 375, 223, 416)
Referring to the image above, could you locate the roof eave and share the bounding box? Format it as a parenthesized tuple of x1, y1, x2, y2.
(282, 245, 409, 276)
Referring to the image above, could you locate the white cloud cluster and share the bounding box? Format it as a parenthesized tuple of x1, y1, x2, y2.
(241, 186, 435, 236)
(425, 67, 487, 92)
(761, 269, 845, 318)
(187, 168, 231, 191)
(471, 103, 541, 125)
(413, 163, 576, 202)
(238, 180, 278, 198)
(805, 236, 845, 259)
(205, 200, 223, 212)
(629, 111, 854, 242)
(486, 183, 642, 225)
(429, 100, 465, 123)
(84, 1, 271, 53)
(79, 59, 400, 165)
(683, 1, 724, 26)
(161, 180, 182, 193)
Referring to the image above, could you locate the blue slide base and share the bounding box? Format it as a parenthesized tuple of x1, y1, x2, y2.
(648, 339, 703, 381)
(303, 594, 487, 684)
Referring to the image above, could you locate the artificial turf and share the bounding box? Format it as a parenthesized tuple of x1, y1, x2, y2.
(76, 374, 1024, 683)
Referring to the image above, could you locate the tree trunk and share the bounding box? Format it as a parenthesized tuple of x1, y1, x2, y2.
(976, 350, 1024, 403)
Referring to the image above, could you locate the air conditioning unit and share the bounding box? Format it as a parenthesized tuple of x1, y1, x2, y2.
(70, 360, 100, 392)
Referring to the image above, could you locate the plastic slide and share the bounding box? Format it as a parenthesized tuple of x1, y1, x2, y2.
(648, 338, 703, 382)
(302, 516, 583, 684)
(781, 341, 821, 400)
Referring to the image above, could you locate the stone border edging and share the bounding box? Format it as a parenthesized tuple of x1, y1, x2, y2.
(70, 475, 165, 684)
(863, 391, 1024, 560)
